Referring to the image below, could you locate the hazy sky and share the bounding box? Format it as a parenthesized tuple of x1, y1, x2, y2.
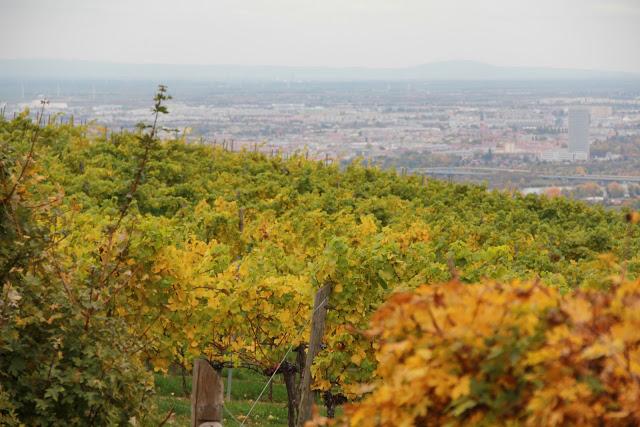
(1, 0, 639, 72)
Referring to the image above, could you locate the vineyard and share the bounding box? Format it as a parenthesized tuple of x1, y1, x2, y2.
(2, 88, 640, 426)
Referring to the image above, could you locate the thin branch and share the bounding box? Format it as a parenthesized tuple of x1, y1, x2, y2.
(2, 99, 48, 204)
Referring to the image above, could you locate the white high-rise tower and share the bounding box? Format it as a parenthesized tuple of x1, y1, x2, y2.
(568, 107, 590, 160)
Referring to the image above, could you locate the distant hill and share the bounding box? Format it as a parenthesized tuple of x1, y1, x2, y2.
(0, 59, 638, 82)
(401, 60, 639, 80)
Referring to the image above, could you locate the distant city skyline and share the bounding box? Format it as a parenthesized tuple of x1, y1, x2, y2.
(1, 0, 639, 73)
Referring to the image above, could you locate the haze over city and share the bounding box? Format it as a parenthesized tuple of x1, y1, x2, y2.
(1, 0, 640, 73)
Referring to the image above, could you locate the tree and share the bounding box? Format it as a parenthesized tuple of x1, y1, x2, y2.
(0, 87, 173, 425)
(575, 182, 602, 198)
(607, 182, 625, 199)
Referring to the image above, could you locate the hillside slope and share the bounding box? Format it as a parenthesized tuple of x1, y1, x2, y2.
(2, 113, 639, 425)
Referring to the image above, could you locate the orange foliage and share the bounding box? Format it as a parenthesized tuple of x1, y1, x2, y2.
(544, 187, 561, 198)
(347, 279, 640, 426)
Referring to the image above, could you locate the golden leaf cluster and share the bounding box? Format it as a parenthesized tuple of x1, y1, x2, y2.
(348, 279, 640, 426)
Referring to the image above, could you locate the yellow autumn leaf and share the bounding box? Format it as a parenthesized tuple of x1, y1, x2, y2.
(450, 376, 471, 400)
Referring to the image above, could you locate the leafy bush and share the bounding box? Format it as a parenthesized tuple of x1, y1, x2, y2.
(0, 93, 170, 425)
(347, 278, 640, 426)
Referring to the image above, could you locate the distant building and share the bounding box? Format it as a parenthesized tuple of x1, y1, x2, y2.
(568, 107, 590, 159)
(19, 99, 68, 110)
(503, 141, 516, 153)
(590, 106, 613, 119)
(539, 148, 588, 162)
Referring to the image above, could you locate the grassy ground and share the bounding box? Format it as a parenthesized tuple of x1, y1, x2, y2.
(154, 368, 291, 426)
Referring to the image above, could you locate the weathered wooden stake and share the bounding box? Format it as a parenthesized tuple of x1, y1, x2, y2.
(191, 359, 223, 427)
(296, 283, 332, 427)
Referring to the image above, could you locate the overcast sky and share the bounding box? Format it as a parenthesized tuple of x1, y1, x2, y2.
(1, 0, 639, 72)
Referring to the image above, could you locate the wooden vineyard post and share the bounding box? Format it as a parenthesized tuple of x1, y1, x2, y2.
(191, 359, 224, 427)
(296, 283, 332, 427)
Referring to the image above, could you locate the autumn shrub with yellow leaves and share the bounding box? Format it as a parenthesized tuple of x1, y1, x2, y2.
(346, 278, 640, 427)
